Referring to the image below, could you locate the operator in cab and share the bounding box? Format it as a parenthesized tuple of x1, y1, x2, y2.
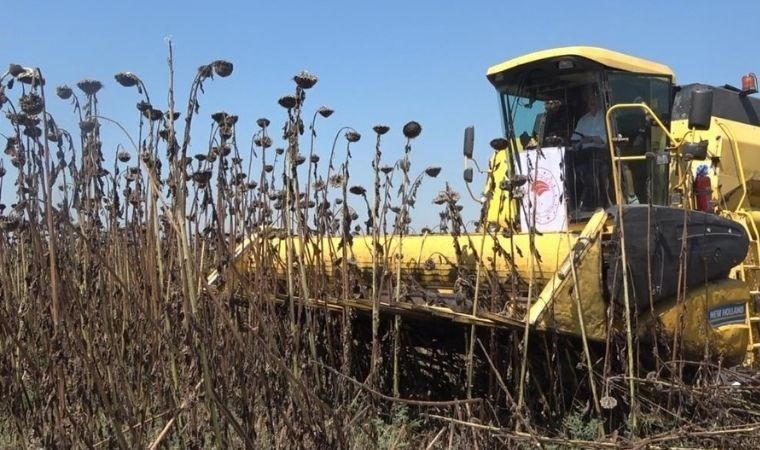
(573, 88, 612, 210)
(574, 92, 606, 148)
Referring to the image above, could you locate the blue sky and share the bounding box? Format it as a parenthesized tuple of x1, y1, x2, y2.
(1, 0, 758, 227)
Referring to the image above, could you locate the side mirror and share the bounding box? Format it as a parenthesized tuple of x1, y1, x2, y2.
(463, 167, 474, 183)
(463, 126, 474, 159)
(682, 140, 708, 161)
(688, 89, 713, 130)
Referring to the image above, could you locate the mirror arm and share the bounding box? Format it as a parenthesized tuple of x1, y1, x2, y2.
(465, 181, 484, 204)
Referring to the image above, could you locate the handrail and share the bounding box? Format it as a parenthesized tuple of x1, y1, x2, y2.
(602, 102, 676, 431)
(715, 119, 748, 212)
(604, 102, 681, 205)
(605, 102, 679, 147)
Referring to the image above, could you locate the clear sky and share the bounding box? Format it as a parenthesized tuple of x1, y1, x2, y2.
(2, 0, 759, 227)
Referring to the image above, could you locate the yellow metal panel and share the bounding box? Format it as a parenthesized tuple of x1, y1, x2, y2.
(671, 116, 760, 213)
(530, 209, 609, 340)
(248, 232, 574, 288)
(637, 278, 751, 366)
(534, 237, 607, 340)
(487, 46, 674, 78)
(485, 148, 517, 228)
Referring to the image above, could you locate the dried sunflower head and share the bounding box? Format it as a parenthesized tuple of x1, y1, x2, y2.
(77, 79, 103, 95)
(432, 190, 461, 205)
(56, 85, 73, 100)
(256, 118, 270, 128)
(192, 170, 213, 186)
(345, 130, 361, 143)
(0, 214, 20, 232)
(19, 93, 44, 115)
(253, 135, 272, 149)
(294, 154, 306, 166)
(372, 125, 390, 135)
(6, 112, 27, 127)
(47, 130, 62, 143)
(23, 126, 42, 139)
(402, 121, 422, 139)
(117, 150, 131, 163)
(144, 108, 163, 121)
(310, 154, 320, 163)
(79, 118, 98, 134)
(8, 64, 24, 77)
(489, 138, 509, 151)
(349, 186, 366, 196)
(164, 111, 180, 121)
(278, 95, 297, 109)
(114, 72, 139, 87)
(126, 166, 141, 179)
(212, 60, 234, 77)
(136, 101, 152, 113)
(312, 179, 326, 191)
(425, 167, 441, 178)
(17, 68, 44, 86)
(317, 106, 334, 118)
(128, 190, 143, 205)
(211, 111, 229, 126)
(219, 127, 233, 140)
(380, 165, 393, 175)
(329, 174, 345, 187)
(293, 70, 318, 89)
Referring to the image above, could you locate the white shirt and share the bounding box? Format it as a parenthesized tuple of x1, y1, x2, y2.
(574, 110, 607, 143)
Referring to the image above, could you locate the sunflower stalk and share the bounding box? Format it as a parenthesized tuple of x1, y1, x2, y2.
(167, 41, 224, 447)
(369, 127, 384, 388)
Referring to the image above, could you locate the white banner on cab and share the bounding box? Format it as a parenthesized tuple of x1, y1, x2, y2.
(518, 147, 567, 233)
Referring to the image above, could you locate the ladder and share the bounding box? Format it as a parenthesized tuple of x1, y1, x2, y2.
(729, 209, 760, 366)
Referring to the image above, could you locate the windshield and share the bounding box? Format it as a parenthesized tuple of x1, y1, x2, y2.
(502, 94, 545, 150)
(494, 71, 673, 225)
(499, 74, 600, 150)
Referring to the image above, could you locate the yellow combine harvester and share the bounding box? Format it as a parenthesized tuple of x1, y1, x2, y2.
(229, 46, 760, 368)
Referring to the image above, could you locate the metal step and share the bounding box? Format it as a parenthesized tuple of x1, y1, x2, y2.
(750, 317, 760, 323)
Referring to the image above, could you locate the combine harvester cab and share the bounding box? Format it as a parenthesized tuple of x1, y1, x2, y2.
(484, 46, 758, 366)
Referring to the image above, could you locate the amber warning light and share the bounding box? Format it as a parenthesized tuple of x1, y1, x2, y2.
(742, 72, 757, 95)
